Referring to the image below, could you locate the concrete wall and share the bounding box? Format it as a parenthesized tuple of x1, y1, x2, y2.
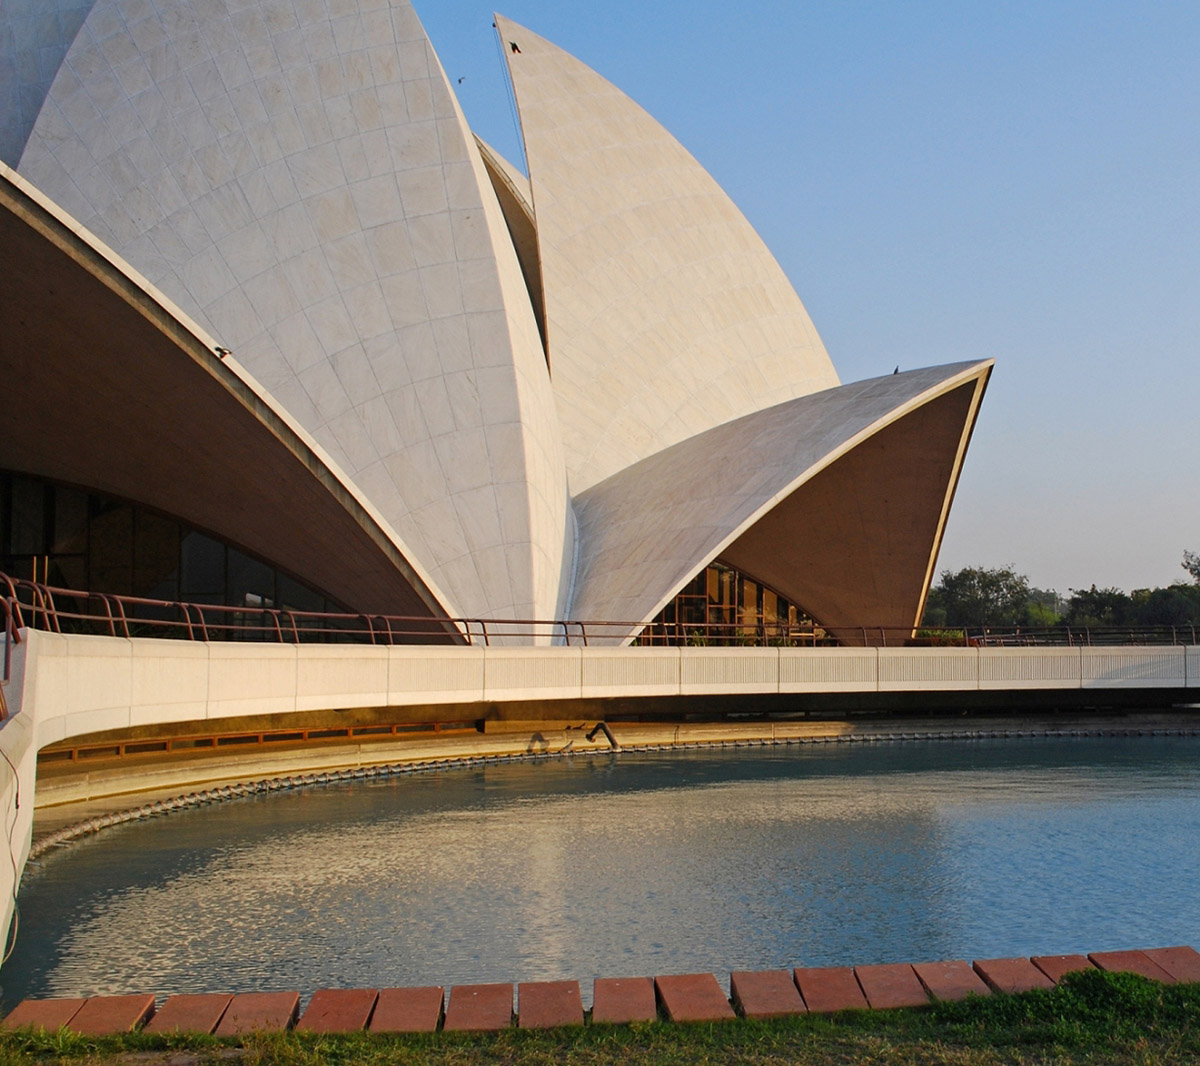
(0, 631, 39, 967)
(13, 633, 1200, 752)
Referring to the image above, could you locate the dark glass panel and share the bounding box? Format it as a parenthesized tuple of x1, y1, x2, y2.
(180, 532, 225, 605)
(46, 556, 87, 591)
(277, 573, 326, 640)
(227, 548, 274, 609)
(88, 501, 134, 595)
(6, 558, 34, 582)
(0, 472, 9, 554)
(133, 511, 180, 600)
(51, 486, 88, 555)
(1, 470, 344, 631)
(277, 573, 324, 613)
(227, 548, 276, 641)
(10, 476, 45, 556)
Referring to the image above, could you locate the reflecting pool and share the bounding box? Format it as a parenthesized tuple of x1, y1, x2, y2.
(6, 735, 1200, 1007)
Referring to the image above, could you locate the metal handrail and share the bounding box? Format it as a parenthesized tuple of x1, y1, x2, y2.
(2, 593, 20, 688)
(0, 575, 646, 647)
(0, 574, 1194, 649)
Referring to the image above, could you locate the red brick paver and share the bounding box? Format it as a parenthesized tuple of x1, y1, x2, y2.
(1089, 950, 1175, 983)
(2, 998, 86, 1031)
(214, 992, 300, 1035)
(1143, 946, 1200, 983)
(854, 964, 930, 1010)
(972, 958, 1054, 994)
(68, 994, 156, 1035)
(591, 977, 657, 1024)
(913, 960, 991, 1002)
(144, 994, 233, 1034)
(654, 974, 735, 1023)
(297, 988, 378, 1032)
(730, 970, 806, 1019)
(1031, 954, 1094, 984)
(793, 966, 868, 1013)
(368, 987, 444, 1033)
(517, 981, 583, 1028)
(443, 984, 513, 1032)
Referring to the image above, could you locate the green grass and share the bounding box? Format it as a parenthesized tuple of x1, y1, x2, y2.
(2, 971, 1198, 1066)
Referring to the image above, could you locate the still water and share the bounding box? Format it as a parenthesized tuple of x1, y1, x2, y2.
(5, 735, 1200, 1006)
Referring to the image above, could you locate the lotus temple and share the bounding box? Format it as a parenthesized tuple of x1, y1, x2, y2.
(0, 0, 992, 646)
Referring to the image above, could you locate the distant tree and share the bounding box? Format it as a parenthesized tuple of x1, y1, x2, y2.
(1063, 585, 1132, 627)
(1184, 550, 1200, 584)
(1026, 587, 1062, 626)
(1129, 584, 1200, 627)
(921, 587, 948, 627)
(924, 566, 1031, 627)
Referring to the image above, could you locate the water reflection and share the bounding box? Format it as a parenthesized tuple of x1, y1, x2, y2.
(6, 735, 1200, 1006)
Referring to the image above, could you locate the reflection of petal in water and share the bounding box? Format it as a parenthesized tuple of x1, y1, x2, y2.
(11, 737, 1200, 1005)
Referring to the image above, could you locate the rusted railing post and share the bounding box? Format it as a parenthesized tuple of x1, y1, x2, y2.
(113, 596, 131, 639)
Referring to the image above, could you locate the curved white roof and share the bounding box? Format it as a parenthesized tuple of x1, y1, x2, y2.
(18, 0, 571, 624)
(571, 361, 992, 642)
(497, 15, 840, 493)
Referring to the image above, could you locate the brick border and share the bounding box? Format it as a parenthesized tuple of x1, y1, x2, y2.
(4, 945, 1192, 1034)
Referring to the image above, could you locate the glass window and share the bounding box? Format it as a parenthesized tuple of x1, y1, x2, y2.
(51, 485, 88, 555)
(88, 501, 134, 594)
(277, 573, 327, 639)
(763, 589, 778, 624)
(642, 560, 816, 646)
(278, 573, 325, 614)
(740, 577, 758, 630)
(46, 555, 87, 591)
(180, 532, 225, 605)
(133, 510, 180, 600)
(1, 470, 347, 628)
(10, 476, 45, 556)
(227, 547, 274, 609)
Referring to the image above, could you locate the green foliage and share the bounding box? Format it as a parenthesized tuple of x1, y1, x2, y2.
(926, 967, 1191, 1049)
(1184, 550, 1200, 584)
(926, 555, 1200, 630)
(913, 627, 967, 646)
(1063, 582, 1200, 629)
(1064, 584, 1132, 627)
(1131, 584, 1200, 628)
(924, 565, 1031, 627)
(1025, 587, 1062, 625)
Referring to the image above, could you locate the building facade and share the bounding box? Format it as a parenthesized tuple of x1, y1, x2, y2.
(0, 0, 991, 645)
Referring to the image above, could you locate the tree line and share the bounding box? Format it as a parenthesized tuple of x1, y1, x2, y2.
(922, 552, 1200, 629)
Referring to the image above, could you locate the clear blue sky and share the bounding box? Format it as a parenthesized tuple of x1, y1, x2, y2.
(418, 1, 1200, 595)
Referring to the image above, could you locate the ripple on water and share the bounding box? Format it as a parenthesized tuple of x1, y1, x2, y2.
(7, 734, 1200, 1007)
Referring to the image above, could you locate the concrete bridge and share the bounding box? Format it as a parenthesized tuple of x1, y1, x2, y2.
(0, 626, 1197, 963)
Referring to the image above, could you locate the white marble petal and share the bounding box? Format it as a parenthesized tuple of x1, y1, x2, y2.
(571, 361, 993, 643)
(19, 0, 572, 627)
(497, 15, 841, 494)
